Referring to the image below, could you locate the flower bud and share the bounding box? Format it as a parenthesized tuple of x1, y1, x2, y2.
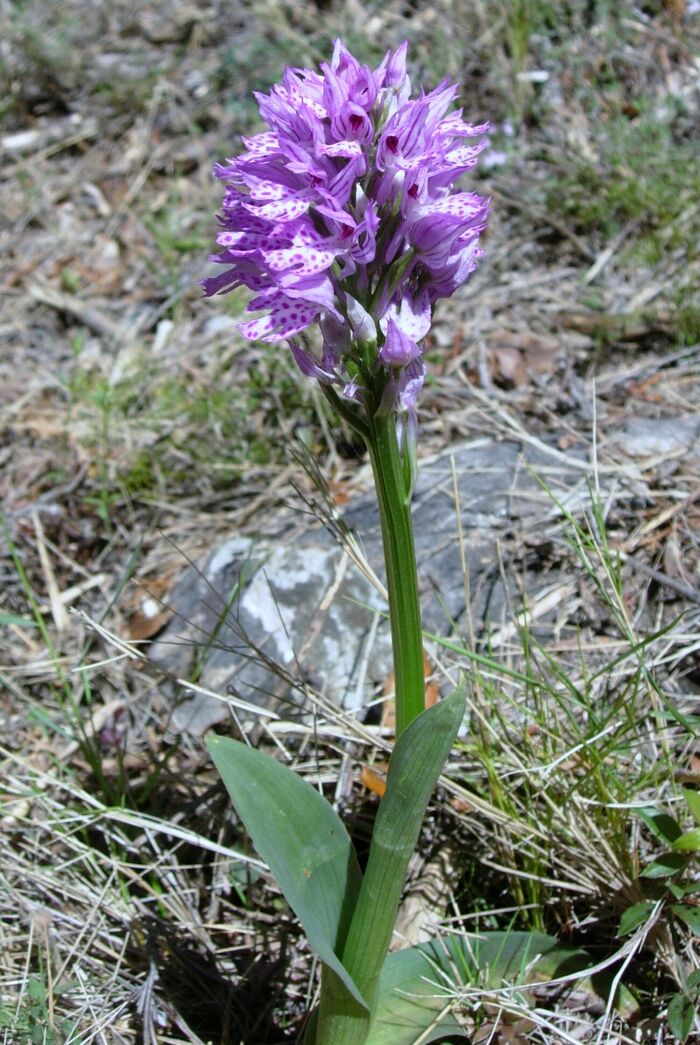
(346, 295, 377, 345)
(379, 318, 420, 368)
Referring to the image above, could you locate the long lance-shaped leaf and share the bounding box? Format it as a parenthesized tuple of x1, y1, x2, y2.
(367, 928, 640, 1043)
(207, 736, 366, 1008)
(341, 682, 467, 1007)
(368, 942, 468, 1045)
(367, 931, 591, 1044)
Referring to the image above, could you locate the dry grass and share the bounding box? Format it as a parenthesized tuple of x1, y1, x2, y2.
(1, 0, 700, 1041)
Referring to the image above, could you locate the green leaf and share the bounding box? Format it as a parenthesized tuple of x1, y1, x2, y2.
(672, 829, 700, 852)
(672, 905, 700, 934)
(369, 945, 466, 1045)
(641, 851, 687, 878)
(366, 931, 597, 1044)
(667, 990, 698, 1041)
(638, 808, 682, 844)
(339, 683, 467, 1005)
(617, 901, 656, 937)
(684, 790, 700, 828)
(207, 735, 365, 1008)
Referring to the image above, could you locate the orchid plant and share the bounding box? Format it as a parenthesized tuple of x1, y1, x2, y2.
(202, 40, 493, 1043)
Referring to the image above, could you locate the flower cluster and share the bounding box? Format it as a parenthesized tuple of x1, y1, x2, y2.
(203, 40, 489, 429)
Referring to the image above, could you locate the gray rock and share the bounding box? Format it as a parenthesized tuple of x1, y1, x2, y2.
(612, 414, 700, 461)
(149, 531, 393, 733)
(150, 438, 586, 733)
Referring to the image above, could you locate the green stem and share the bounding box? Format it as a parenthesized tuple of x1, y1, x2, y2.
(311, 965, 372, 1045)
(366, 410, 424, 738)
(313, 409, 426, 1044)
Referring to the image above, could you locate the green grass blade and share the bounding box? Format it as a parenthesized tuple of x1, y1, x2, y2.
(207, 735, 366, 1008)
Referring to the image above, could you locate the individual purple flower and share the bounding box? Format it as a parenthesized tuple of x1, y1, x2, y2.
(202, 39, 489, 430)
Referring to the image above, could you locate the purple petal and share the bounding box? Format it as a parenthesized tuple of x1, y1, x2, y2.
(376, 42, 409, 91)
(290, 341, 336, 382)
(439, 113, 491, 137)
(399, 359, 427, 414)
(382, 288, 431, 341)
(241, 300, 318, 342)
(281, 274, 341, 313)
(319, 140, 365, 160)
(200, 270, 241, 297)
(342, 379, 364, 403)
(240, 131, 279, 157)
(239, 313, 277, 340)
(244, 197, 310, 221)
(262, 246, 336, 276)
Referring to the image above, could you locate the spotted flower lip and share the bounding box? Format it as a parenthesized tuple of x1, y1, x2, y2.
(203, 39, 489, 425)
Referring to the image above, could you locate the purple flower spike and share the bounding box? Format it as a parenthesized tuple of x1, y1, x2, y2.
(203, 40, 489, 431)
